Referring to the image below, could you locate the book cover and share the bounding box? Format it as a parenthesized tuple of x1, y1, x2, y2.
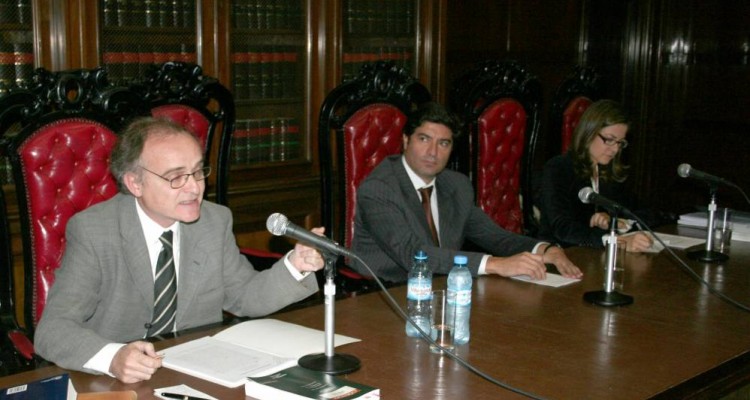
(160, 319, 360, 388)
(245, 366, 379, 400)
(0, 373, 73, 400)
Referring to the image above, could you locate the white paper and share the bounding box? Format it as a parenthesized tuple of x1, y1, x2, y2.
(213, 319, 359, 359)
(160, 319, 360, 388)
(511, 273, 580, 287)
(651, 232, 705, 250)
(678, 210, 750, 241)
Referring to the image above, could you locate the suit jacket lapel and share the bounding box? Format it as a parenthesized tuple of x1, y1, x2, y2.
(435, 173, 461, 249)
(176, 221, 207, 322)
(117, 195, 155, 309)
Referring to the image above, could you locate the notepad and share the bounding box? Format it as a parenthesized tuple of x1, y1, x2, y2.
(511, 273, 581, 287)
(650, 232, 705, 250)
(160, 319, 360, 388)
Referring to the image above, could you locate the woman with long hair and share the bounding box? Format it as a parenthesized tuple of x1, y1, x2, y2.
(537, 99, 653, 251)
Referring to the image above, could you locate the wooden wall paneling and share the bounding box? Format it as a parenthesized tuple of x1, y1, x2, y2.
(635, 0, 696, 214)
(417, 0, 446, 101)
(616, 0, 750, 214)
(678, 0, 750, 211)
(31, 0, 53, 69)
(69, 0, 99, 68)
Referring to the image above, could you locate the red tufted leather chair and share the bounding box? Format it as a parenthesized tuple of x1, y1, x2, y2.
(450, 60, 542, 236)
(550, 65, 602, 154)
(134, 62, 283, 269)
(475, 99, 528, 233)
(319, 61, 431, 294)
(0, 68, 146, 337)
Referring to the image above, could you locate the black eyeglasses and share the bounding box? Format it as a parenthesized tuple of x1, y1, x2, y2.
(139, 166, 211, 189)
(597, 133, 628, 149)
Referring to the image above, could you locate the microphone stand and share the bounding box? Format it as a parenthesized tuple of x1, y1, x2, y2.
(298, 252, 361, 375)
(687, 186, 728, 263)
(584, 211, 634, 307)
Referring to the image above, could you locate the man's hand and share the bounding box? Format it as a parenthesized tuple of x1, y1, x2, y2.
(486, 252, 547, 280)
(289, 227, 326, 273)
(542, 245, 583, 279)
(109, 341, 162, 383)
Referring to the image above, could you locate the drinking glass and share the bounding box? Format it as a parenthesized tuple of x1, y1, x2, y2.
(713, 208, 733, 253)
(430, 290, 456, 354)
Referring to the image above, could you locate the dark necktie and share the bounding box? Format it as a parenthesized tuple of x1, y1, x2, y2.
(419, 187, 440, 246)
(148, 230, 176, 337)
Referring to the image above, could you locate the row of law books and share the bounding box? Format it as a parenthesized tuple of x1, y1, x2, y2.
(342, 47, 413, 82)
(0, 0, 32, 25)
(0, 41, 33, 95)
(344, 0, 414, 35)
(231, 117, 302, 165)
(232, 45, 300, 100)
(101, 0, 195, 29)
(101, 43, 196, 83)
(232, 0, 303, 31)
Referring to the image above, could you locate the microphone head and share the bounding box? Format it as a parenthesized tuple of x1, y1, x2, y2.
(266, 213, 289, 236)
(677, 163, 691, 178)
(578, 187, 594, 204)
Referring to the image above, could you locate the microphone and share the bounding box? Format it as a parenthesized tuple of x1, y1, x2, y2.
(266, 213, 354, 258)
(677, 163, 734, 187)
(578, 187, 627, 213)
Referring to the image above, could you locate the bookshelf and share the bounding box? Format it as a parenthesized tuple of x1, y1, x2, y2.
(0, 0, 34, 185)
(342, 0, 416, 82)
(229, 0, 306, 167)
(99, 0, 197, 85)
(0, 0, 34, 95)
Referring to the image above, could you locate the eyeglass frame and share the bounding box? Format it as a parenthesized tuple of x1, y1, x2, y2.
(139, 165, 212, 189)
(597, 133, 628, 149)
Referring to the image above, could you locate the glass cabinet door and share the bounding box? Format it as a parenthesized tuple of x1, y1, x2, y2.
(99, 0, 198, 85)
(341, 0, 418, 82)
(229, 0, 307, 168)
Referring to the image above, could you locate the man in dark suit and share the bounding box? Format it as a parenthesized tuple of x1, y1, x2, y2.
(351, 102, 582, 283)
(35, 117, 324, 383)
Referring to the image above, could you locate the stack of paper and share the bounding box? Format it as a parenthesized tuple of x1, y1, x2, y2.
(160, 319, 360, 388)
(677, 210, 750, 242)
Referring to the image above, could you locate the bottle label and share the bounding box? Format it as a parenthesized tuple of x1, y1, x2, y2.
(450, 289, 471, 306)
(407, 279, 432, 301)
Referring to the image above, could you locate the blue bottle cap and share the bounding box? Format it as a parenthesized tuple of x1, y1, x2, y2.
(415, 250, 428, 260)
(454, 255, 468, 265)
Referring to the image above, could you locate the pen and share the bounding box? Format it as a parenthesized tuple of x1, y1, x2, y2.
(159, 392, 211, 400)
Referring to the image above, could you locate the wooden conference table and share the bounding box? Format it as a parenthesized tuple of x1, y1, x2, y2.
(2, 228, 750, 399)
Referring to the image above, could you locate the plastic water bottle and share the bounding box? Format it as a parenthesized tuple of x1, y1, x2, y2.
(405, 250, 432, 337)
(447, 254, 472, 344)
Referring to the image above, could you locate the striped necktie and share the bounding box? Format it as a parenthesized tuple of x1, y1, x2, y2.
(419, 186, 440, 246)
(147, 230, 176, 337)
